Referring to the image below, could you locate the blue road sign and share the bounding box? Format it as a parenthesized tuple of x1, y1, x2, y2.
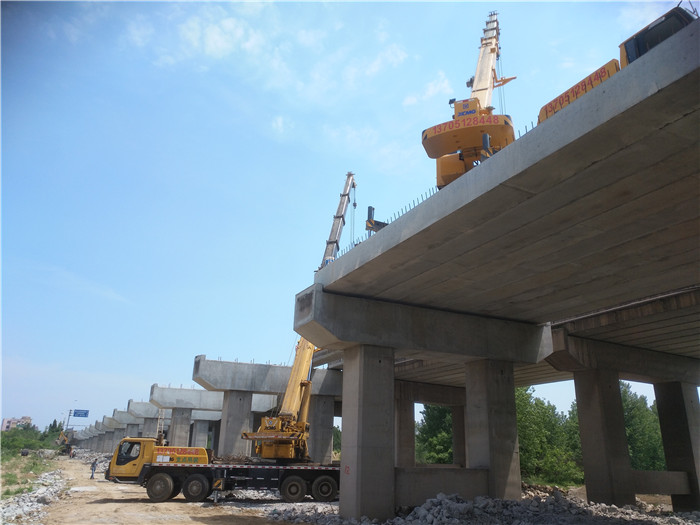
(73, 410, 89, 418)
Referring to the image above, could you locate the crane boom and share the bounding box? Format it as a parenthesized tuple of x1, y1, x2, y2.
(242, 173, 356, 462)
(471, 12, 502, 109)
(320, 172, 356, 269)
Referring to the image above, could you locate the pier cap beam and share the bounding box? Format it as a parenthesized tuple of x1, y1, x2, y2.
(295, 284, 552, 363)
(128, 400, 172, 419)
(149, 385, 223, 411)
(113, 410, 142, 426)
(193, 356, 342, 397)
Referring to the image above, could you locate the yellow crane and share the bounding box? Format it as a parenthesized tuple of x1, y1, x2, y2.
(241, 338, 317, 461)
(422, 12, 515, 188)
(242, 173, 355, 462)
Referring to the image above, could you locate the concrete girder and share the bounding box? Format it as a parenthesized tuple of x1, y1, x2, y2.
(112, 410, 142, 425)
(149, 385, 223, 411)
(295, 284, 552, 363)
(102, 416, 126, 430)
(549, 330, 700, 384)
(127, 400, 171, 419)
(193, 355, 342, 397)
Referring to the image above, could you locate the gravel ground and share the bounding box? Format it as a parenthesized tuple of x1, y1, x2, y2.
(3, 448, 699, 525)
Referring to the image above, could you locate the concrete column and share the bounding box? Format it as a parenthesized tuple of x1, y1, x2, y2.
(464, 359, 520, 500)
(95, 434, 104, 453)
(190, 420, 210, 448)
(340, 345, 395, 520)
(218, 390, 253, 456)
(169, 408, 192, 446)
(654, 381, 700, 511)
(452, 405, 466, 467)
(125, 423, 139, 438)
(102, 431, 114, 453)
(309, 395, 335, 464)
(574, 368, 634, 506)
(112, 428, 126, 451)
(395, 395, 415, 467)
(142, 418, 158, 438)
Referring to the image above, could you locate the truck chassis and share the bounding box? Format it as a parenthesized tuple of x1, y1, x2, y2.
(129, 462, 340, 503)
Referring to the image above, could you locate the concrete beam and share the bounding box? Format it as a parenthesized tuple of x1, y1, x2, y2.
(295, 284, 552, 363)
(128, 400, 171, 419)
(102, 416, 126, 430)
(193, 355, 342, 397)
(549, 331, 700, 383)
(149, 384, 223, 411)
(113, 410, 142, 425)
(395, 380, 465, 406)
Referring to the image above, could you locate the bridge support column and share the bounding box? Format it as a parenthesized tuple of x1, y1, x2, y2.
(169, 408, 192, 446)
(464, 359, 520, 500)
(395, 393, 415, 467)
(125, 423, 139, 438)
(190, 420, 209, 448)
(218, 390, 252, 456)
(574, 368, 634, 506)
(452, 406, 466, 467)
(309, 395, 335, 463)
(654, 381, 700, 511)
(340, 345, 395, 520)
(142, 418, 158, 438)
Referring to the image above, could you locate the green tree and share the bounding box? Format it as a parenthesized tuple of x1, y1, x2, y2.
(332, 425, 341, 454)
(1, 426, 44, 456)
(515, 387, 582, 485)
(620, 382, 665, 471)
(415, 405, 452, 464)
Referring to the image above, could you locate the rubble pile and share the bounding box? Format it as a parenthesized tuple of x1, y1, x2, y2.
(266, 490, 700, 525)
(0, 470, 65, 524)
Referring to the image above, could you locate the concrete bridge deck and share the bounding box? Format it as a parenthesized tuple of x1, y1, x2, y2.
(294, 20, 700, 519)
(301, 20, 699, 386)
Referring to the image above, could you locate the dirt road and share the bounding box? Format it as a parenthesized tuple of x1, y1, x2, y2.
(43, 456, 282, 525)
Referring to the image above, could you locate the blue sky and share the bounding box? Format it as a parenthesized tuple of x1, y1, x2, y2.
(2, 1, 679, 431)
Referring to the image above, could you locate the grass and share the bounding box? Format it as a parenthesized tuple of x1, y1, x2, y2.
(1, 453, 57, 500)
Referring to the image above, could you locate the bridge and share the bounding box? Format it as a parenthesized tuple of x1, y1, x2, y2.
(295, 21, 700, 519)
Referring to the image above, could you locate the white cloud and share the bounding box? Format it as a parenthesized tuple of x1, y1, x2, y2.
(179, 16, 202, 51)
(204, 19, 241, 58)
(403, 95, 418, 106)
(403, 70, 452, 107)
(271, 115, 290, 134)
(126, 18, 154, 47)
(297, 29, 326, 49)
(366, 43, 407, 76)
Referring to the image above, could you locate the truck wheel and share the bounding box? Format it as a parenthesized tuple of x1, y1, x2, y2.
(146, 473, 174, 503)
(183, 474, 210, 502)
(280, 475, 306, 503)
(311, 475, 338, 502)
(169, 479, 182, 499)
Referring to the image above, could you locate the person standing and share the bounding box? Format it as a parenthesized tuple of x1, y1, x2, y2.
(90, 459, 97, 479)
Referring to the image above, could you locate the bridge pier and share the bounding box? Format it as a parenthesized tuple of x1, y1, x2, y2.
(219, 390, 253, 456)
(464, 359, 521, 500)
(655, 381, 700, 511)
(340, 345, 396, 520)
(573, 368, 635, 506)
(295, 284, 551, 519)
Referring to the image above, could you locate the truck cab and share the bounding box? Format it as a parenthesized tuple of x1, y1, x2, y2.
(106, 437, 154, 483)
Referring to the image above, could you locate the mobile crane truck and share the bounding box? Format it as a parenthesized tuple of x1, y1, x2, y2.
(104, 175, 355, 503)
(538, 5, 697, 123)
